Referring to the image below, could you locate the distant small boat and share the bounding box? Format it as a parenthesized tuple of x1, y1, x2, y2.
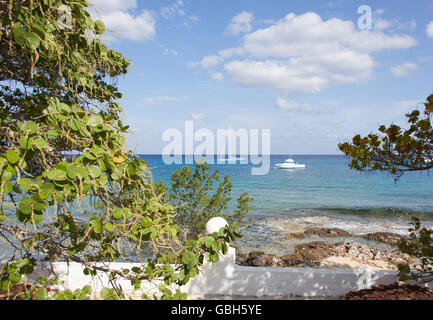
(218, 124, 246, 163)
(424, 157, 432, 163)
(276, 158, 305, 169)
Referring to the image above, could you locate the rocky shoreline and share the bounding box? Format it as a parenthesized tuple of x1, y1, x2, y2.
(236, 229, 416, 269)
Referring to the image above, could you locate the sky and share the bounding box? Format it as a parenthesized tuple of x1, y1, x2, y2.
(88, 0, 433, 155)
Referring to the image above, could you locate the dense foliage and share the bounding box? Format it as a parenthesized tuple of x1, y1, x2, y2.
(156, 161, 253, 239)
(338, 94, 433, 179)
(0, 0, 241, 300)
(339, 94, 433, 284)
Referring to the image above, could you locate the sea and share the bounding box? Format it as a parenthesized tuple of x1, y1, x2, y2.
(142, 154, 433, 256)
(1, 154, 432, 262)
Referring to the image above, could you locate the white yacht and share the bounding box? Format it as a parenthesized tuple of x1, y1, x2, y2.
(276, 158, 305, 169)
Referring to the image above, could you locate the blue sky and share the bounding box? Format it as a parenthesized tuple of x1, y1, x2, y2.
(90, 0, 433, 154)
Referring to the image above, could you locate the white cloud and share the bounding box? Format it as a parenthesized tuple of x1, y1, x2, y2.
(225, 50, 374, 93)
(159, 0, 199, 27)
(89, 0, 155, 42)
(141, 96, 193, 104)
(191, 112, 205, 121)
(390, 62, 419, 78)
(199, 55, 224, 69)
(374, 18, 393, 30)
(197, 12, 416, 93)
(427, 21, 433, 38)
(239, 13, 415, 57)
(224, 11, 254, 35)
(160, 0, 185, 20)
(210, 72, 224, 82)
(163, 48, 179, 56)
(373, 10, 416, 32)
(275, 97, 311, 112)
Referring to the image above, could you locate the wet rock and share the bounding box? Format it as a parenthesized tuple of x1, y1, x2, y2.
(236, 239, 416, 269)
(361, 232, 406, 246)
(294, 241, 334, 261)
(242, 251, 283, 267)
(304, 227, 351, 238)
(237, 250, 321, 267)
(280, 253, 320, 267)
(284, 232, 305, 240)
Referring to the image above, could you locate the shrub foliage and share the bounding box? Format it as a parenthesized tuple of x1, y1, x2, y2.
(0, 0, 241, 299)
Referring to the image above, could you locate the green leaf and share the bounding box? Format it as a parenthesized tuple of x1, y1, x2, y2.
(87, 115, 103, 127)
(38, 183, 55, 200)
(98, 172, 108, 185)
(100, 287, 119, 300)
(35, 287, 46, 300)
(18, 177, 32, 191)
(94, 20, 105, 34)
(88, 166, 101, 178)
(81, 180, 91, 194)
(12, 25, 27, 46)
(19, 135, 33, 149)
(0, 157, 7, 169)
(112, 208, 122, 220)
(75, 166, 89, 179)
(89, 219, 102, 234)
(2, 181, 13, 194)
(32, 138, 47, 150)
(204, 236, 215, 249)
(25, 32, 40, 50)
(121, 208, 131, 219)
(84, 152, 97, 161)
(46, 169, 67, 181)
(104, 222, 114, 232)
(6, 150, 19, 164)
(31, 23, 46, 40)
(32, 211, 44, 225)
(140, 217, 152, 228)
(57, 103, 71, 114)
(21, 121, 38, 134)
(19, 197, 33, 215)
(67, 166, 78, 180)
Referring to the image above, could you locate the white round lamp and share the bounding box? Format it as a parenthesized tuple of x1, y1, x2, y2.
(206, 217, 228, 234)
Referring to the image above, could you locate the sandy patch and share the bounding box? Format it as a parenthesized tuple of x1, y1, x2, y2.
(319, 256, 397, 270)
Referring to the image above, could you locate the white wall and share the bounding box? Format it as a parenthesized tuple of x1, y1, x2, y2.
(28, 246, 426, 299)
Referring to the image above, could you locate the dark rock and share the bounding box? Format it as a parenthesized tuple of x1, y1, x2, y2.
(342, 282, 433, 300)
(280, 253, 320, 267)
(294, 241, 334, 261)
(361, 232, 406, 246)
(242, 251, 284, 267)
(304, 227, 351, 238)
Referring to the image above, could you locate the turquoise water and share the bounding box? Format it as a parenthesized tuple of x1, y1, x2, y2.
(2, 155, 431, 261)
(144, 154, 433, 214)
(142, 154, 433, 255)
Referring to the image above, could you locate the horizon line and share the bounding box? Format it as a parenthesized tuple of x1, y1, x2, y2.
(133, 153, 346, 156)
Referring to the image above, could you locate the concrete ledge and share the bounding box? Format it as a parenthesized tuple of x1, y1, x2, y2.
(26, 247, 424, 299)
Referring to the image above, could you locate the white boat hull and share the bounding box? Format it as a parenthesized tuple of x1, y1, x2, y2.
(276, 163, 305, 169)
